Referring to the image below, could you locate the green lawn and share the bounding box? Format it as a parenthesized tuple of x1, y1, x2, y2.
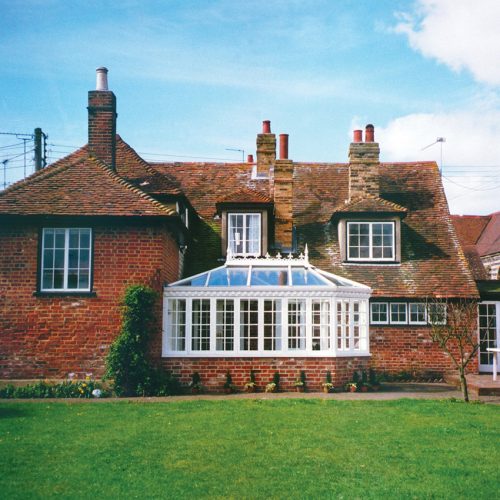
(1, 399, 498, 498)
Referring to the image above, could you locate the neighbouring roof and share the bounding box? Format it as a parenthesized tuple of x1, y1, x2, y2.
(0, 152, 177, 218)
(451, 212, 500, 257)
(152, 160, 478, 298)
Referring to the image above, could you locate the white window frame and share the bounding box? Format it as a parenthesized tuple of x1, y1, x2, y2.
(409, 303, 427, 325)
(163, 295, 370, 358)
(347, 221, 395, 262)
(370, 302, 389, 324)
(390, 302, 407, 324)
(40, 228, 92, 292)
(228, 212, 261, 256)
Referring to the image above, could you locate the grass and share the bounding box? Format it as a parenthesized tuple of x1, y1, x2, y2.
(0, 399, 498, 498)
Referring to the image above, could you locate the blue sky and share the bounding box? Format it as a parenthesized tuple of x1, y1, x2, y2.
(1, 0, 499, 214)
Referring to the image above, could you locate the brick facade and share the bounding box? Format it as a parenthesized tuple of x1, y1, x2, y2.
(0, 221, 179, 379)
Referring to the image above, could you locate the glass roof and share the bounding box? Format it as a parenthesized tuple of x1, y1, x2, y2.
(167, 250, 368, 289)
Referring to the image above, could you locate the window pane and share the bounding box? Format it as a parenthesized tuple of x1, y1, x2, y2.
(80, 230, 91, 249)
(288, 299, 306, 350)
(240, 300, 259, 350)
(312, 300, 330, 350)
(68, 249, 79, 268)
(264, 299, 281, 351)
(168, 299, 186, 351)
(390, 303, 407, 323)
(67, 270, 78, 289)
(216, 299, 234, 351)
(251, 268, 288, 286)
(192, 299, 210, 350)
(53, 269, 64, 289)
(69, 231, 79, 248)
(79, 271, 89, 289)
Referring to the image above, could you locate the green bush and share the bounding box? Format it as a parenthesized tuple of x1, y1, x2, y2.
(105, 285, 159, 396)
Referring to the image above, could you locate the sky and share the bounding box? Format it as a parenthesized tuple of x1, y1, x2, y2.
(1, 0, 499, 215)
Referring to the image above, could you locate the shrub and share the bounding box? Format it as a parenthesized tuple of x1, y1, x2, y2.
(105, 285, 158, 396)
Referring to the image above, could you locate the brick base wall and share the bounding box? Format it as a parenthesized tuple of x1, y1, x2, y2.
(0, 221, 179, 379)
(160, 357, 369, 392)
(369, 325, 478, 374)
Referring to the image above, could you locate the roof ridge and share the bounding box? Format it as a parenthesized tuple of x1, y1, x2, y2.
(89, 156, 178, 216)
(346, 193, 407, 212)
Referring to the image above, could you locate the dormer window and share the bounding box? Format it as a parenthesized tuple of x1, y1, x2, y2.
(347, 221, 395, 261)
(228, 213, 261, 256)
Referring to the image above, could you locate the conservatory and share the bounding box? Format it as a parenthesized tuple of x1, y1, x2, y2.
(162, 249, 372, 358)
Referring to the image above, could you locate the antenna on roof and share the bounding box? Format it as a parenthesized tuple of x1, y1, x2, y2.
(225, 148, 245, 162)
(421, 137, 446, 174)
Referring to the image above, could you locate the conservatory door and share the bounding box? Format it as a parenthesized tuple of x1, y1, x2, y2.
(478, 302, 500, 373)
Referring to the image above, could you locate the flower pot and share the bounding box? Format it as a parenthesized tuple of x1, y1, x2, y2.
(349, 385, 357, 393)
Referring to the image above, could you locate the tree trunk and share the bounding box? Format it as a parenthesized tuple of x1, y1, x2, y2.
(459, 367, 469, 402)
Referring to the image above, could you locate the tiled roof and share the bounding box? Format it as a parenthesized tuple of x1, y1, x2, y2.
(114, 136, 182, 196)
(461, 245, 488, 280)
(217, 187, 273, 204)
(153, 159, 477, 298)
(0, 153, 177, 217)
(150, 162, 272, 219)
(450, 214, 490, 246)
(333, 193, 407, 216)
(476, 212, 500, 257)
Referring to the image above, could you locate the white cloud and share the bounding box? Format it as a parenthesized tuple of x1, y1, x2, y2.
(394, 0, 500, 86)
(376, 107, 500, 215)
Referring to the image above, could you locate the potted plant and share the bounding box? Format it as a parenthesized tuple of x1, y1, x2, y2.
(345, 382, 358, 393)
(369, 368, 381, 391)
(244, 369, 257, 393)
(223, 371, 236, 394)
(190, 372, 203, 394)
(360, 370, 370, 392)
(265, 371, 280, 393)
(294, 370, 306, 392)
(322, 370, 334, 393)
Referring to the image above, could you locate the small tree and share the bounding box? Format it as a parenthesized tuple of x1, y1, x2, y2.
(426, 298, 479, 402)
(105, 285, 158, 396)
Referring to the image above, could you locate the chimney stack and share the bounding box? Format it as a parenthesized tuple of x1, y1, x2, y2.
(247, 154, 254, 163)
(348, 124, 380, 199)
(88, 67, 117, 170)
(256, 119, 276, 174)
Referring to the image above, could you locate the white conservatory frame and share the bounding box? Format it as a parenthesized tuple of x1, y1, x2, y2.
(163, 248, 372, 358)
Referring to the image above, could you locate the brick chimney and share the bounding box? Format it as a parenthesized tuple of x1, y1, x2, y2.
(348, 124, 380, 199)
(274, 133, 293, 250)
(88, 67, 116, 170)
(256, 120, 276, 175)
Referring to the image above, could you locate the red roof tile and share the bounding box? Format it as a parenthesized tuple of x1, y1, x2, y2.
(0, 154, 177, 217)
(217, 187, 273, 204)
(450, 214, 490, 246)
(154, 159, 477, 298)
(333, 193, 407, 216)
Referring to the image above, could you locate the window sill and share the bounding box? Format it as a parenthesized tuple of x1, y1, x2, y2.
(343, 261, 400, 266)
(33, 291, 97, 298)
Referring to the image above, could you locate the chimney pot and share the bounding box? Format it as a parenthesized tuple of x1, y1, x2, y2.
(262, 120, 271, 134)
(365, 124, 375, 142)
(247, 154, 254, 163)
(96, 67, 109, 91)
(279, 134, 289, 160)
(353, 129, 363, 143)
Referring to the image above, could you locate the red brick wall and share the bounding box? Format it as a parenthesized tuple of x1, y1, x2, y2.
(0, 221, 179, 379)
(161, 357, 369, 392)
(369, 325, 478, 374)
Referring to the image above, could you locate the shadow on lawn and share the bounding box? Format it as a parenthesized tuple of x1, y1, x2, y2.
(0, 407, 28, 419)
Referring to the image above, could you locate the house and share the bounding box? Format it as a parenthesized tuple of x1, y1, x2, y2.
(0, 68, 484, 390)
(451, 213, 500, 280)
(451, 214, 500, 375)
